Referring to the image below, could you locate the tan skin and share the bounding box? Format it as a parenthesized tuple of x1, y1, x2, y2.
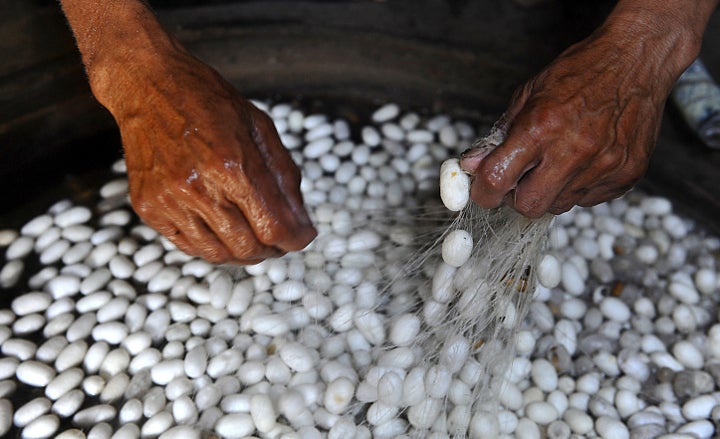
(60, 0, 317, 264)
(461, 0, 719, 217)
(60, 0, 717, 263)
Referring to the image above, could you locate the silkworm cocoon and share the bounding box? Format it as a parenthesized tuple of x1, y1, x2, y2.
(377, 347, 415, 369)
(16, 361, 56, 387)
(14, 397, 51, 427)
(407, 398, 441, 430)
(324, 378, 355, 415)
(447, 405, 471, 436)
(424, 365, 452, 399)
(389, 314, 421, 347)
(377, 371, 403, 406)
(564, 408, 593, 434)
(22, 414, 59, 439)
(431, 262, 457, 303)
(273, 280, 306, 302)
(52, 390, 84, 418)
(501, 301, 519, 329)
(372, 103, 400, 123)
(525, 401, 559, 425)
(594, 416, 629, 439)
(668, 281, 700, 304)
(214, 413, 255, 438)
(537, 254, 561, 288)
(279, 342, 316, 373)
(45, 368, 84, 400)
(448, 380, 472, 406)
(682, 395, 717, 420)
(402, 367, 427, 407)
(469, 410, 500, 438)
(440, 335, 470, 373)
(599, 297, 631, 323)
(422, 300, 447, 327)
(457, 282, 492, 321)
(373, 419, 408, 438)
(251, 313, 290, 337)
(250, 394, 276, 433)
(439, 158, 470, 211)
(672, 341, 704, 369)
(561, 261, 585, 295)
(694, 268, 717, 294)
(353, 310, 386, 346)
(72, 404, 116, 427)
(141, 411, 173, 437)
(441, 230, 473, 268)
(367, 401, 399, 426)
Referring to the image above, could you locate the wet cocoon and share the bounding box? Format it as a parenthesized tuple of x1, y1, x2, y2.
(439, 158, 470, 211)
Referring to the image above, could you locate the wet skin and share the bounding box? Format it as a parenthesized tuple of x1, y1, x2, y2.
(461, 0, 719, 218)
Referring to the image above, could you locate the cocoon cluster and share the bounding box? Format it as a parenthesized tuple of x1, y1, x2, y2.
(0, 101, 718, 439)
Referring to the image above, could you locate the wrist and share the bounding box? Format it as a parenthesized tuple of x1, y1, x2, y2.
(598, 0, 716, 89)
(61, 0, 179, 113)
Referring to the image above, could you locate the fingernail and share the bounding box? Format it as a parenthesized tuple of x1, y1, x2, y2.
(461, 148, 484, 161)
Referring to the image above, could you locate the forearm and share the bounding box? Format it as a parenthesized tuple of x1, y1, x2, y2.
(58, 0, 178, 111)
(598, 0, 719, 91)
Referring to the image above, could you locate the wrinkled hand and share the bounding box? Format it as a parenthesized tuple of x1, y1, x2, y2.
(460, 29, 672, 218)
(111, 48, 316, 264)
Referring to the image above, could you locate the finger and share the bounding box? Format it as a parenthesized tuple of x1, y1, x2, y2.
(159, 194, 238, 264)
(467, 127, 542, 209)
(575, 183, 633, 209)
(547, 191, 584, 216)
(507, 172, 565, 218)
(223, 109, 315, 252)
(175, 186, 284, 261)
(211, 201, 285, 261)
(133, 202, 221, 261)
(162, 229, 197, 259)
(250, 109, 317, 247)
(512, 148, 592, 218)
(460, 83, 535, 172)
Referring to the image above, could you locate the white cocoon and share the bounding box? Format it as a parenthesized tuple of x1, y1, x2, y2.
(441, 230, 474, 268)
(439, 159, 470, 212)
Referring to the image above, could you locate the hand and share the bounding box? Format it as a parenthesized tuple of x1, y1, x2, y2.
(461, 30, 670, 218)
(458, 0, 720, 219)
(111, 47, 316, 264)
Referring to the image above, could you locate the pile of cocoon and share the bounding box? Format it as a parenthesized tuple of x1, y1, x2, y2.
(0, 101, 718, 439)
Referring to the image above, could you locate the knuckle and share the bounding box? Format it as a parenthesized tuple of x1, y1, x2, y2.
(257, 225, 290, 248)
(514, 194, 547, 219)
(222, 230, 271, 261)
(201, 246, 232, 264)
(529, 106, 564, 137)
(595, 150, 622, 171)
(575, 137, 599, 156)
(130, 196, 155, 220)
